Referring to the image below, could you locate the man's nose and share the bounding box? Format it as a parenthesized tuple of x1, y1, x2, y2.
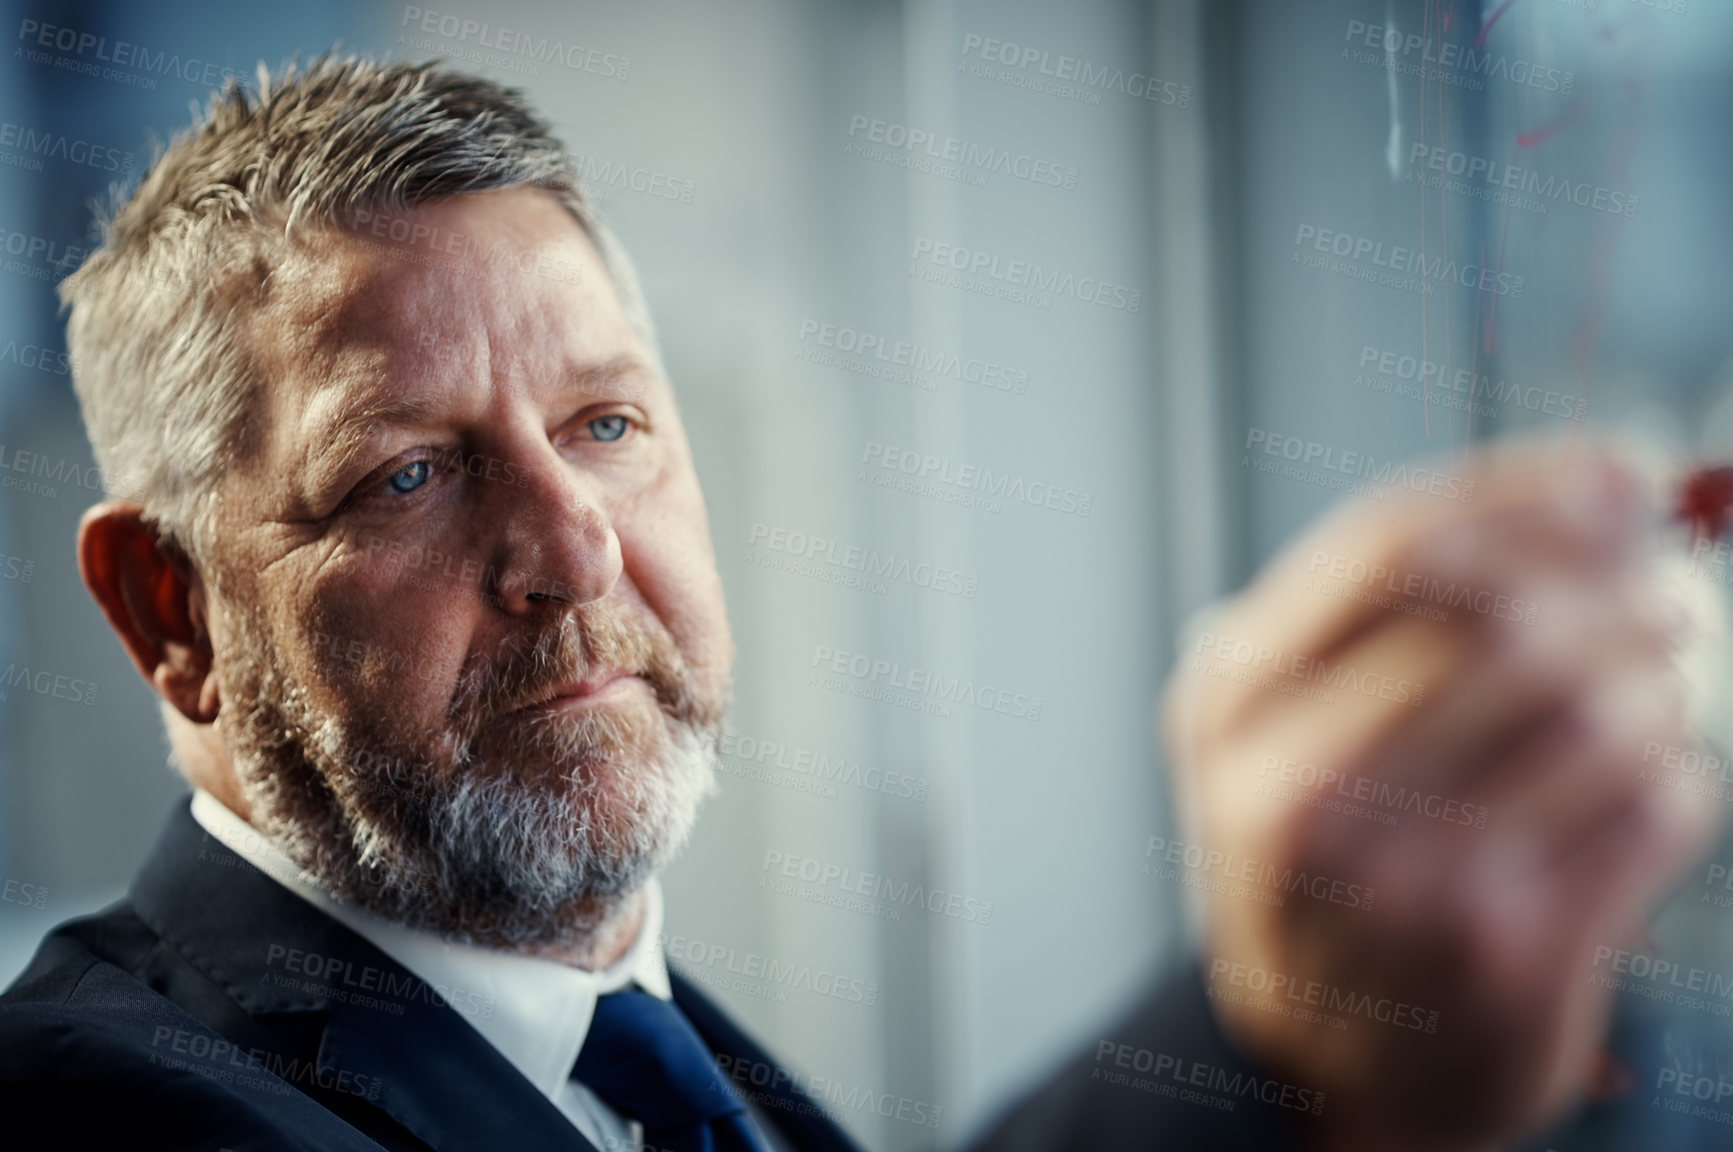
(485, 446, 622, 612)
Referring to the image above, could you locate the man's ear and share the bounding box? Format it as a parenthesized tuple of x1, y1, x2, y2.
(77, 501, 219, 725)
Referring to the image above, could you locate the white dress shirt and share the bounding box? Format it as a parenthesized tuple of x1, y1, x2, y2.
(191, 788, 669, 1152)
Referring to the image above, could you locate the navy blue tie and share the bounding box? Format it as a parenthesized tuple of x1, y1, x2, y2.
(572, 990, 770, 1152)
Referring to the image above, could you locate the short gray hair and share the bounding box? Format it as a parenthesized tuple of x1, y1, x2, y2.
(60, 52, 656, 569)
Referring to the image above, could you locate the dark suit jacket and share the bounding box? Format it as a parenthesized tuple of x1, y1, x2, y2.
(15, 799, 1724, 1152)
(963, 966, 1309, 1152)
(0, 800, 864, 1152)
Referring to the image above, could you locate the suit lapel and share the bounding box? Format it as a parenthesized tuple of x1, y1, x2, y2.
(129, 801, 599, 1152)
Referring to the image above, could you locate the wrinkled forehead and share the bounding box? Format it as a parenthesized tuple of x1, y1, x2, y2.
(236, 188, 650, 462)
(255, 192, 613, 376)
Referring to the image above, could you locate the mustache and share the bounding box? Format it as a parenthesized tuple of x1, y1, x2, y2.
(449, 605, 702, 732)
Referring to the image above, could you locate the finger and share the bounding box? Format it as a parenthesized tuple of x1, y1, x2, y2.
(1553, 738, 1728, 924)
(1479, 661, 1688, 863)
(1323, 569, 1687, 802)
(1178, 447, 1654, 749)
(1529, 770, 1728, 1108)
(1184, 582, 1482, 767)
(1234, 443, 1651, 673)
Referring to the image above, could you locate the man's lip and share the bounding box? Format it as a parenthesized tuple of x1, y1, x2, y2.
(516, 672, 637, 713)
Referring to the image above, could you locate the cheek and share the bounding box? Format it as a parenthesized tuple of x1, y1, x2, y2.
(618, 479, 732, 676)
(293, 562, 475, 726)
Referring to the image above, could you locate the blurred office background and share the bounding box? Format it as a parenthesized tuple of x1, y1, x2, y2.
(2, 1, 1731, 1148)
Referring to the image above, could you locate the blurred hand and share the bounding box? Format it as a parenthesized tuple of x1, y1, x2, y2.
(1162, 440, 1726, 1152)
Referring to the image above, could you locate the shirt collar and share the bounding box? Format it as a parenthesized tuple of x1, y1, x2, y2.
(189, 787, 672, 1102)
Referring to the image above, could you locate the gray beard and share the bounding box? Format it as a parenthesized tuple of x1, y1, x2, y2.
(215, 605, 723, 952)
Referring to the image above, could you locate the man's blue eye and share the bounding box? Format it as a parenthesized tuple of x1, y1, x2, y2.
(589, 415, 630, 442)
(388, 460, 431, 493)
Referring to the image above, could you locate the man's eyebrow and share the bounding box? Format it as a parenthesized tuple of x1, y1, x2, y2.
(307, 394, 448, 493)
(305, 354, 657, 491)
(563, 354, 655, 406)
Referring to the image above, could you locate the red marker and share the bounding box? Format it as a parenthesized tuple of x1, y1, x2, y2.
(1676, 466, 1733, 545)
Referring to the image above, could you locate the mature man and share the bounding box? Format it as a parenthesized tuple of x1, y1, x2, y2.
(0, 53, 1721, 1152)
(0, 56, 845, 1152)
